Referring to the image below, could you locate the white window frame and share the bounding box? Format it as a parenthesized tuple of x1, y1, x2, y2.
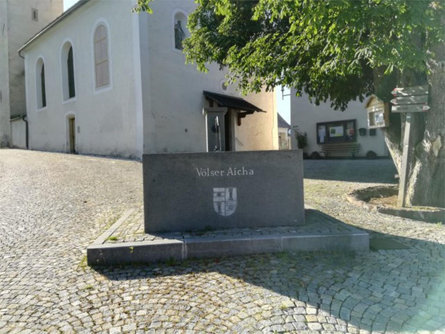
(92, 19, 112, 94)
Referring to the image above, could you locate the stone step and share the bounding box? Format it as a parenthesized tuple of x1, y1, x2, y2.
(87, 209, 369, 266)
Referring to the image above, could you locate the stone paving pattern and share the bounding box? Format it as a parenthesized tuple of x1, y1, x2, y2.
(1, 149, 444, 333)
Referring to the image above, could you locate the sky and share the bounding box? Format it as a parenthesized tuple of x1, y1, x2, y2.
(64, 0, 79, 11)
(62, 0, 291, 124)
(276, 87, 291, 125)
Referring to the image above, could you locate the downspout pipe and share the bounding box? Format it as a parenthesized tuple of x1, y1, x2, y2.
(22, 115, 29, 149)
(18, 51, 28, 149)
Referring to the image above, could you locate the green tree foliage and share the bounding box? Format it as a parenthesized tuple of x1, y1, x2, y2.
(134, 0, 153, 13)
(176, 0, 443, 110)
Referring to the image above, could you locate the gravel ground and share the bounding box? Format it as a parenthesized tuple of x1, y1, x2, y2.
(0, 149, 444, 333)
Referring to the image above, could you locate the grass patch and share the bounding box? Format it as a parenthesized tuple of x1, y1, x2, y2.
(78, 255, 88, 271)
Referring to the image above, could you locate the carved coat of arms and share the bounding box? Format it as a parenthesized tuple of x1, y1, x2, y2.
(213, 187, 237, 217)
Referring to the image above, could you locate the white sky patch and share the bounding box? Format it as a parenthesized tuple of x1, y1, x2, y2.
(64, 0, 79, 11)
(276, 86, 291, 125)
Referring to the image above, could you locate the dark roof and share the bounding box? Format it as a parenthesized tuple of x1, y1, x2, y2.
(18, 0, 92, 54)
(203, 91, 264, 113)
(277, 113, 291, 129)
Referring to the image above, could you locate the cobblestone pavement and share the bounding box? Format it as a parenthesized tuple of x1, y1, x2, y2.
(1, 149, 444, 333)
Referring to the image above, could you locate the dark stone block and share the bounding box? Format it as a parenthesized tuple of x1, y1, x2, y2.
(143, 150, 305, 233)
(185, 236, 282, 258)
(87, 240, 183, 266)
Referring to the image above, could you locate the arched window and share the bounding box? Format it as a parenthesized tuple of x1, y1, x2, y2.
(36, 58, 46, 109)
(62, 42, 76, 100)
(173, 12, 188, 50)
(94, 24, 110, 89)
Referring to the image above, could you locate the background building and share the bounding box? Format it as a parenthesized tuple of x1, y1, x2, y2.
(290, 92, 388, 158)
(0, 0, 63, 147)
(277, 114, 291, 150)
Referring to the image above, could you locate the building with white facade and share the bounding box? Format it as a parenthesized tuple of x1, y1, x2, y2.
(0, 0, 63, 147)
(19, 0, 278, 158)
(290, 92, 388, 158)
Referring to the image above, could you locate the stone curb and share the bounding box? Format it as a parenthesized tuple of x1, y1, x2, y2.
(92, 209, 136, 245)
(87, 228, 369, 266)
(347, 186, 445, 223)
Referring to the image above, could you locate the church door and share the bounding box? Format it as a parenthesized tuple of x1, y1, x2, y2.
(68, 117, 76, 153)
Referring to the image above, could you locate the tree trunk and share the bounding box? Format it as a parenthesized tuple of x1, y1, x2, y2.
(382, 110, 402, 173)
(407, 54, 445, 208)
(382, 44, 445, 208)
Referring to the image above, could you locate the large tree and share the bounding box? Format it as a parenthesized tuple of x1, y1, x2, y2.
(137, 0, 445, 207)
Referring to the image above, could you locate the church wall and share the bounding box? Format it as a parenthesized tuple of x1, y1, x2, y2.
(23, 0, 142, 158)
(140, 0, 278, 154)
(236, 89, 279, 152)
(0, 0, 10, 146)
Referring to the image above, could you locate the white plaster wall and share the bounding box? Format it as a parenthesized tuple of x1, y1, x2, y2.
(0, 0, 10, 146)
(8, 0, 63, 118)
(10, 118, 26, 148)
(140, 0, 277, 154)
(23, 0, 142, 158)
(290, 92, 388, 157)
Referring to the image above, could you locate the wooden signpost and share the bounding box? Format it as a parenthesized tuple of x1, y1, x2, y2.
(391, 85, 429, 207)
(391, 104, 430, 113)
(391, 85, 428, 96)
(391, 85, 430, 113)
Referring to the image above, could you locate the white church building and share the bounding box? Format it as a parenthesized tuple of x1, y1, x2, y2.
(18, 0, 278, 159)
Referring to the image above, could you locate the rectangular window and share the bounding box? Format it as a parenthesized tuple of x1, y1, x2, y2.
(316, 120, 356, 144)
(32, 9, 38, 21)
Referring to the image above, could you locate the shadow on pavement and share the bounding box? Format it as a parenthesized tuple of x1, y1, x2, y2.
(304, 159, 398, 184)
(93, 227, 445, 333)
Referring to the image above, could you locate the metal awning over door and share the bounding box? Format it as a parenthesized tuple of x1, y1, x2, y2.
(203, 91, 265, 152)
(203, 91, 264, 116)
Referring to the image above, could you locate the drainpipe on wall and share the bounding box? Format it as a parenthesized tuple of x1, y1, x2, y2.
(22, 115, 29, 149)
(18, 51, 28, 149)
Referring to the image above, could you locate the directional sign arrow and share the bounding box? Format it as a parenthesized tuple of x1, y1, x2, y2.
(391, 95, 428, 105)
(392, 104, 430, 113)
(392, 85, 429, 96)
